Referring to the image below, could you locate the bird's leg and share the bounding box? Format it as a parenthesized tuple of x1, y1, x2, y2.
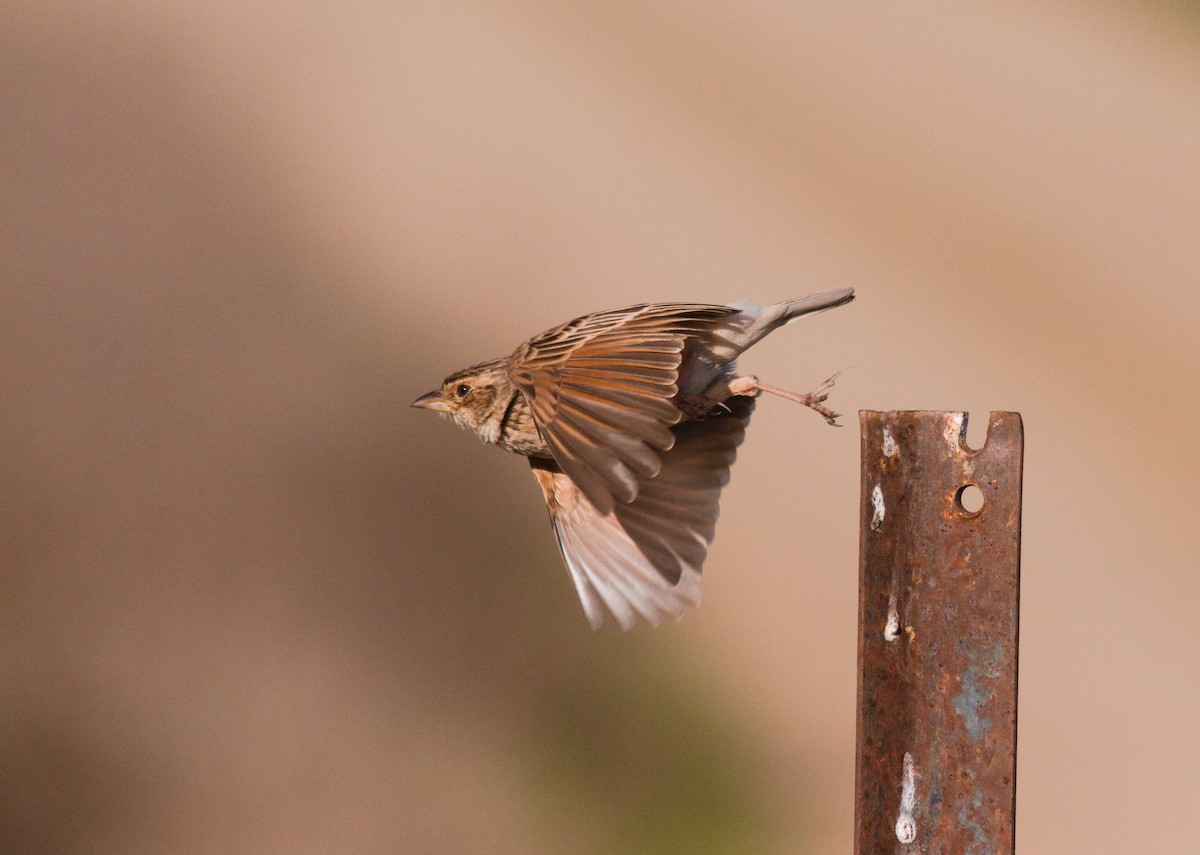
(730, 372, 844, 426)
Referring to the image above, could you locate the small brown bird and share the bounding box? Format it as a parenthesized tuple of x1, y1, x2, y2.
(413, 288, 854, 629)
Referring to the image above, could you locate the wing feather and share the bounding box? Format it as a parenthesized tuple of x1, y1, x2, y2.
(511, 303, 738, 511)
(529, 396, 753, 628)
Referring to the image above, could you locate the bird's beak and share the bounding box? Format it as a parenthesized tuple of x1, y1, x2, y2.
(411, 390, 452, 413)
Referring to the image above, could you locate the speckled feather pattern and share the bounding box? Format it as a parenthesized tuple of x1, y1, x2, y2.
(414, 288, 854, 628)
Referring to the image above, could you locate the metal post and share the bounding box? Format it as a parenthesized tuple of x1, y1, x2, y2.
(855, 411, 1023, 854)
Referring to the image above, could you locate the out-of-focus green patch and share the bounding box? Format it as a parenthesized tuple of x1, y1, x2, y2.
(1156, 0, 1200, 24)
(522, 634, 776, 855)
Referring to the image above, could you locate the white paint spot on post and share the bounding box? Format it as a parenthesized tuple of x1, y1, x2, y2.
(882, 427, 897, 458)
(870, 483, 885, 531)
(884, 591, 900, 642)
(944, 412, 965, 452)
(895, 751, 917, 844)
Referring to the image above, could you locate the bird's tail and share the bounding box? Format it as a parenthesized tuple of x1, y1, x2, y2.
(721, 287, 855, 353)
(682, 288, 855, 397)
(778, 287, 856, 322)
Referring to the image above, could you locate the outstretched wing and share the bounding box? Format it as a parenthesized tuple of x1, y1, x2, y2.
(529, 396, 754, 629)
(510, 303, 738, 514)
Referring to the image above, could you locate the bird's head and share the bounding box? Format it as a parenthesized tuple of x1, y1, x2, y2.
(412, 359, 514, 441)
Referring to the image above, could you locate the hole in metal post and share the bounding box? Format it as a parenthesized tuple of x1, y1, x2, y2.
(963, 412, 988, 451)
(955, 483, 985, 516)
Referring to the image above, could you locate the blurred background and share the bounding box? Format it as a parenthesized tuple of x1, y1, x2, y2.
(3, 1, 1198, 852)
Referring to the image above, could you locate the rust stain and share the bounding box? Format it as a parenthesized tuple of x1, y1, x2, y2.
(854, 411, 1023, 855)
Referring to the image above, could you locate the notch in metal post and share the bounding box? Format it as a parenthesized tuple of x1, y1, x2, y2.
(855, 411, 1023, 854)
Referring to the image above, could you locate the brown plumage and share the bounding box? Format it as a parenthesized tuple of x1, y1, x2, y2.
(412, 288, 854, 628)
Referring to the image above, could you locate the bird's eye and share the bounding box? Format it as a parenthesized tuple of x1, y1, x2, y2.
(455, 383, 471, 398)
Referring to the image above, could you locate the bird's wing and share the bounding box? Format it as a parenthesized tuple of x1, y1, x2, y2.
(509, 303, 738, 514)
(529, 396, 753, 629)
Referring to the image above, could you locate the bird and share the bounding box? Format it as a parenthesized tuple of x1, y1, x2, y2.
(412, 288, 855, 629)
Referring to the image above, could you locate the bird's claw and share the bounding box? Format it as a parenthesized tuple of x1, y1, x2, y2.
(750, 372, 845, 426)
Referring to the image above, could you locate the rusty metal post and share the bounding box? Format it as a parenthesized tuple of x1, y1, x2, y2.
(855, 411, 1023, 854)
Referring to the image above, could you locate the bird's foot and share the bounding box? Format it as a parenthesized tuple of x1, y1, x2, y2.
(745, 372, 845, 426)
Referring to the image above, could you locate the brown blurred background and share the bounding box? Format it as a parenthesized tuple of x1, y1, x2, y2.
(3, 1, 1198, 852)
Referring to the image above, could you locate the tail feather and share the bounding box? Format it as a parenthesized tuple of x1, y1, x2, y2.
(779, 287, 855, 323)
(684, 288, 854, 396)
(722, 287, 855, 351)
